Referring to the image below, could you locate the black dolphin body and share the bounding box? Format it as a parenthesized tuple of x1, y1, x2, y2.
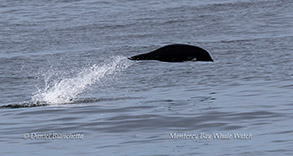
(129, 44, 213, 62)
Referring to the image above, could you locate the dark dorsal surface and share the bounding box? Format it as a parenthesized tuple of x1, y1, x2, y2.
(129, 44, 213, 62)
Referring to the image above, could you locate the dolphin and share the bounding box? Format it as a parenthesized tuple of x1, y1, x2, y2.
(129, 44, 213, 62)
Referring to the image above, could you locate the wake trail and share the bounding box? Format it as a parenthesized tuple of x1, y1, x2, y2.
(31, 56, 132, 105)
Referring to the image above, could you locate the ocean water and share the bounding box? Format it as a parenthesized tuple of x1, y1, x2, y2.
(0, 0, 293, 155)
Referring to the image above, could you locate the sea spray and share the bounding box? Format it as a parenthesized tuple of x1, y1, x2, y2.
(32, 56, 132, 104)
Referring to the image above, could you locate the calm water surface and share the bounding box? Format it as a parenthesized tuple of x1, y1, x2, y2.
(0, 0, 293, 155)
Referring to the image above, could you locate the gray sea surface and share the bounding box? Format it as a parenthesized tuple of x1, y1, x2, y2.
(0, 0, 293, 155)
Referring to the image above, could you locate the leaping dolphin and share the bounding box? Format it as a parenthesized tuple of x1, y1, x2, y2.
(129, 44, 213, 62)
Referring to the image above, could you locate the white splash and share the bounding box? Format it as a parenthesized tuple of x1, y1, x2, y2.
(32, 56, 132, 104)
